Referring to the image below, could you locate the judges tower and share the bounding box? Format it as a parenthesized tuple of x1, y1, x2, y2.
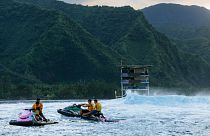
(116, 65, 151, 98)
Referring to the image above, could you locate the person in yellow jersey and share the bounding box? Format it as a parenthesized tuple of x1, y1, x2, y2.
(93, 99, 102, 113)
(80, 99, 94, 116)
(32, 98, 47, 121)
(83, 99, 102, 117)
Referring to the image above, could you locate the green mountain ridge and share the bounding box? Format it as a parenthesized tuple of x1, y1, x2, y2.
(0, 0, 121, 84)
(14, 0, 210, 87)
(142, 3, 210, 63)
(0, 0, 209, 99)
(142, 3, 210, 30)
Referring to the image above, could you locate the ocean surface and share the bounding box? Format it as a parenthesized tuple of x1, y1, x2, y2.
(1, 92, 210, 136)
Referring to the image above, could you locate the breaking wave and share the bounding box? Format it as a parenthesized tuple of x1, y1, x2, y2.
(123, 92, 210, 106)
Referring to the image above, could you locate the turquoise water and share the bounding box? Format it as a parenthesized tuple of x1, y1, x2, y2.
(1, 93, 210, 135)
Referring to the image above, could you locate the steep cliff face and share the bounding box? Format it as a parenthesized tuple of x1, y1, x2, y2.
(142, 3, 210, 63)
(0, 0, 209, 88)
(0, 0, 121, 83)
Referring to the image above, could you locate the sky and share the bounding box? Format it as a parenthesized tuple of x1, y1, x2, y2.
(60, 0, 210, 9)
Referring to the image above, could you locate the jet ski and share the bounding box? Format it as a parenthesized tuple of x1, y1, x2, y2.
(57, 104, 119, 122)
(57, 104, 81, 117)
(9, 109, 58, 126)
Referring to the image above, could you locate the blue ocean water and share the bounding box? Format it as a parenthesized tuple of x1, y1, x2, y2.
(1, 93, 210, 135)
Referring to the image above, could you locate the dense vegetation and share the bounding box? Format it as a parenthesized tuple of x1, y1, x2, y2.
(0, 81, 118, 99)
(0, 0, 210, 99)
(0, 1, 121, 83)
(142, 3, 210, 63)
(15, 0, 210, 86)
(0, 0, 121, 99)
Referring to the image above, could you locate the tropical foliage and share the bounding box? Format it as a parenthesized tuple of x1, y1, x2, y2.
(0, 1, 210, 99)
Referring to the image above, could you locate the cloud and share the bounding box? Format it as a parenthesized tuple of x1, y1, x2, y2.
(60, 0, 210, 9)
(59, 0, 87, 5)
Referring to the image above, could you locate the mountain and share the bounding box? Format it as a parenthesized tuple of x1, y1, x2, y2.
(0, 0, 209, 92)
(0, 0, 121, 84)
(142, 3, 210, 30)
(142, 3, 210, 63)
(14, 0, 210, 88)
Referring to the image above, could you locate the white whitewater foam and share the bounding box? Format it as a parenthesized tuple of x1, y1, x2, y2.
(124, 92, 210, 106)
(1, 92, 210, 135)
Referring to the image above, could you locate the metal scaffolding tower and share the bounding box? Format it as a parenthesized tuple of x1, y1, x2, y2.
(116, 64, 152, 98)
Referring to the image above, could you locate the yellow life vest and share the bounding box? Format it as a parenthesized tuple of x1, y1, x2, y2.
(32, 103, 43, 115)
(87, 103, 94, 111)
(95, 102, 102, 112)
